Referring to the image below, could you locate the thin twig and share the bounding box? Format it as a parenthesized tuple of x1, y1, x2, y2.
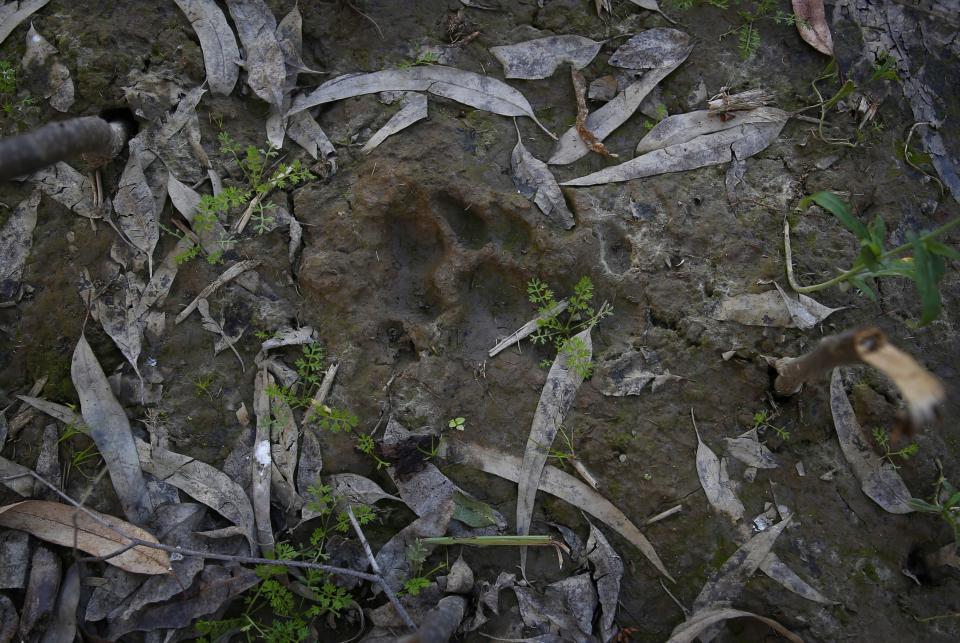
(347, 505, 416, 632)
(904, 121, 945, 195)
(344, 0, 384, 40)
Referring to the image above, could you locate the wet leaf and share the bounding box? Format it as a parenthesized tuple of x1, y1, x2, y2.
(667, 607, 803, 643)
(792, 0, 833, 56)
(489, 35, 603, 80)
(586, 521, 623, 642)
(0, 190, 39, 301)
(134, 236, 195, 319)
(712, 287, 841, 328)
(21, 23, 72, 111)
(174, 259, 259, 324)
(33, 424, 60, 500)
(41, 563, 79, 643)
(113, 148, 159, 275)
(297, 427, 323, 503)
(0, 501, 169, 574)
(29, 162, 100, 219)
(829, 370, 914, 513)
(725, 436, 779, 469)
(362, 91, 428, 153)
(440, 439, 673, 580)
(511, 126, 574, 230)
(327, 472, 402, 506)
(225, 0, 285, 109)
(693, 416, 745, 523)
(290, 65, 555, 139)
(563, 107, 788, 186)
(135, 85, 207, 183)
(134, 439, 257, 555)
(196, 298, 244, 370)
(549, 39, 692, 165)
(18, 545, 60, 640)
(609, 28, 691, 70)
(173, 0, 240, 96)
(517, 327, 591, 576)
(287, 111, 337, 167)
(0, 0, 49, 46)
(758, 555, 836, 605)
(72, 334, 154, 524)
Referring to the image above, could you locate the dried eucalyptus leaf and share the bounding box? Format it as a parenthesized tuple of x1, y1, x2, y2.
(72, 334, 154, 524)
(514, 574, 597, 638)
(490, 35, 602, 80)
(563, 108, 788, 186)
(713, 286, 841, 329)
(0, 190, 39, 300)
(517, 328, 591, 575)
(596, 350, 681, 396)
(94, 272, 146, 384)
(636, 107, 779, 154)
(694, 421, 745, 523)
(667, 607, 803, 643)
(511, 127, 574, 230)
(30, 162, 99, 219)
(775, 282, 843, 330)
(586, 521, 623, 642)
(362, 91, 428, 153)
(489, 300, 569, 358)
(252, 369, 274, 553)
(0, 529, 29, 588)
(18, 545, 60, 640)
(609, 28, 691, 70)
(290, 66, 554, 138)
(725, 436, 779, 469)
(0, 456, 32, 496)
(793, 0, 833, 55)
(173, 0, 240, 96)
(327, 472, 402, 507)
(759, 554, 837, 605)
(33, 424, 60, 500)
(0, 0, 49, 46)
(225, 0, 285, 109)
(134, 236, 195, 319)
(113, 148, 159, 274)
(21, 23, 72, 111)
(167, 174, 233, 256)
(287, 111, 337, 166)
(830, 370, 914, 514)
(41, 563, 79, 643)
(374, 499, 454, 592)
(174, 259, 259, 324)
(270, 389, 301, 512)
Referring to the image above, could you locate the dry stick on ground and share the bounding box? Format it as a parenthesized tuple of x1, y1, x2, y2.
(347, 505, 416, 632)
(0, 116, 132, 181)
(571, 65, 617, 159)
(2, 470, 415, 623)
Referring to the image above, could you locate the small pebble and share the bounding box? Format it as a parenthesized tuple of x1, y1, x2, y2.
(618, 454, 627, 463)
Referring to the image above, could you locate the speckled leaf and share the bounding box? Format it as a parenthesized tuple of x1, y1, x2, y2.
(29, 162, 99, 219)
(0, 190, 39, 300)
(375, 498, 454, 592)
(18, 545, 60, 640)
(609, 28, 691, 70)
(93, 272, 145, 385)
(511, 127, 574, 230)
(636, 107, 780, 154)
(173, 0, 240, 96)
(490, 35, 602, 79)
(0, 0, 50, 46)
(196, 298, 244, 370)
(225, 0, 285, 109)
(830, 369, 914, 513)
(362, 91, 428, 153)
(327, 473, 402, 507)
(113, 147, 159, 274)
(71, 335, 154, 525)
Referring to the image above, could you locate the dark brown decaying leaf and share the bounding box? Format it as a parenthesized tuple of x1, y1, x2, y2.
(572, 66, 617, 159)
(0, 0, 50, 46)
(173, 0, 240, 96)
(0, 500, 170, 574)
(511, 127, 574, 230)
(0, 190, 39, 301)
(19, 545, 61, 640)
(829, 370, 914, 514)
(489, 35, 603, 80)
(792, 0, 833, 56)
(514, 574, 597, 638)
(72, 334, 154, 525)
(196, 298, 245, 370)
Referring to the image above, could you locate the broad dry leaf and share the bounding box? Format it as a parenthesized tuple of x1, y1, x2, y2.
(174, 0, 240, 96)
(0, 455, 34, 496)
(327, 473, 402, 507)
(758, 555, 837, 605)
(72, 334, 154, 525)
(93, 272, 145, 384)
(361, 91, 428, 153)
(488, 300, 568, 357)
(135, 439, 257, 555)
(440, 439, 673, 581)
(0, 190, 39, 300)
(134, 235, 195, 318)
(29, 162, 99, 219)
(511, 126, 574, 230)
(636, 107, 780, 154)
(0, 500, 169, 574)
(725, 436, 778, 469)
(517, 328, 591, 576)
(290, 66, 555, 138)
(375, 499, 455, 592)
(167, 173, 233, 256)
(0, 0, 49, 46)
(113, 147, 159, 274)
(549, 39, 692, 165)
(792, 0, 833, 56)
(586, 521, 623, 642)
(225, 0, 285, 109)
(19, 545, 60, 639)
(489, 35, 602, 80)
(269, 387, 301, 512)
(514, 574, 597, 637)
(829, 370, 914, 513)
(21, 24, 73, 111)
(609, 28, 691, 70)
(693, 416, 745, 523)
(596, 350, 682, 396)
(564, 108, 788, 186)
(712, 287, 840, 328)
(667, 607, 803, 643)
(287, 111, 337, 167)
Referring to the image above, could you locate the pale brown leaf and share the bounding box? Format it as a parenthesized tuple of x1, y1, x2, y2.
(792, 0, 833, 56)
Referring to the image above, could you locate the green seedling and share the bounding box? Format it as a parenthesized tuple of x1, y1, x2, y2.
(193, 373, 217, 400)
(873, 427, 919, 467)
(909, 463, 960, 547)
(399, 539, 446, 597)
(753, 409, 790, 441)
(786, 191, 960, 326)
(447, 416, 466, 431)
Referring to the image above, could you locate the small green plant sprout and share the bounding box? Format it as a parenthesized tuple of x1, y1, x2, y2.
(448, 416, 466, 431)
(909, 463, 960, 547)
(870, 51, 900, 83)
(0, 60, 15, 94)
(753, 409, 790, 441)
(399, 539, 446, 597)
(398, 50, 441, 70)
(307, 404, 358, 433)
(193, 373, 217, 400)
(354, 432, 391, 469)
(527, 275, 613, 378)
(295, 342, 325, 388)
(785, 191, 960, 326)
(872, 427, 919, 467)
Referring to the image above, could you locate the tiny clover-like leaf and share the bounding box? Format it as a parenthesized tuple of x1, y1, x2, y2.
(448, 417, 466, 430)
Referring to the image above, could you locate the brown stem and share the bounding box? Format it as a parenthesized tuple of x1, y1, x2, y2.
(773, 327, 884, 395)
(0, 116, 131, 181)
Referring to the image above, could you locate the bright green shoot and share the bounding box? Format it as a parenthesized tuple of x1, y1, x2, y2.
(873, 427, 919, 468)
(909, 464, 960, 547)
(786, 191, 960, 326)
(448, 416, 466, 431)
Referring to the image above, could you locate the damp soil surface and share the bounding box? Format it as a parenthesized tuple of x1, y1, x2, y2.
(1, 1, 960, 641)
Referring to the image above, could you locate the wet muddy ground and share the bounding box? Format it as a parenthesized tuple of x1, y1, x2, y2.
(1, 0, 959, 641)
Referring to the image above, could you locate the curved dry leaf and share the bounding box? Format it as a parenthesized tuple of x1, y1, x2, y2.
(72, 334, 154, 525)
(440, 439, 673, 581)
(667, 607, 803, 643)
(29, 162, 99, 219)
(775, 283, 843, 330)
(328, 472, 402, 507)
(489, 35, 603, 80)
(792, 0, 833, 56)
(135, 236, 195, 318)
(586, 521, 623, 641)
(628, 0, 663, 11)
(135, 439, 257, 554)
(290, 66, 555, 138)
(225, 0, 285, 108)
(113, 149, 159, 273)
(517, 328, 591, 575)
(93, 273, 145, 384)
(0, 501, 169, 574)
(829, 370, 914, 514)
(725, 436, 778, 469)
(511, 127, 574, 230)
(288, 111, 337, 166)
(563, 109, 788, 186)
(693, 417, 745, 523)
(758, 555, 837, 605)
(173, 0, 240, 96)
(168, 174, 233, 257)
(41, 562, 78, 643)
(548, 45, 692, 165)
(636, 107, 780, 154)
(0, 0, 49, 46)
(609, 28, 691, 70)
(21, 24, 73, 112)
(375, 499, 455, 592)
(270, 388, 301, 511)
(712, 287, 840, 328)
(0, 190, 39, 300)
(362, 91, 428, 153)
